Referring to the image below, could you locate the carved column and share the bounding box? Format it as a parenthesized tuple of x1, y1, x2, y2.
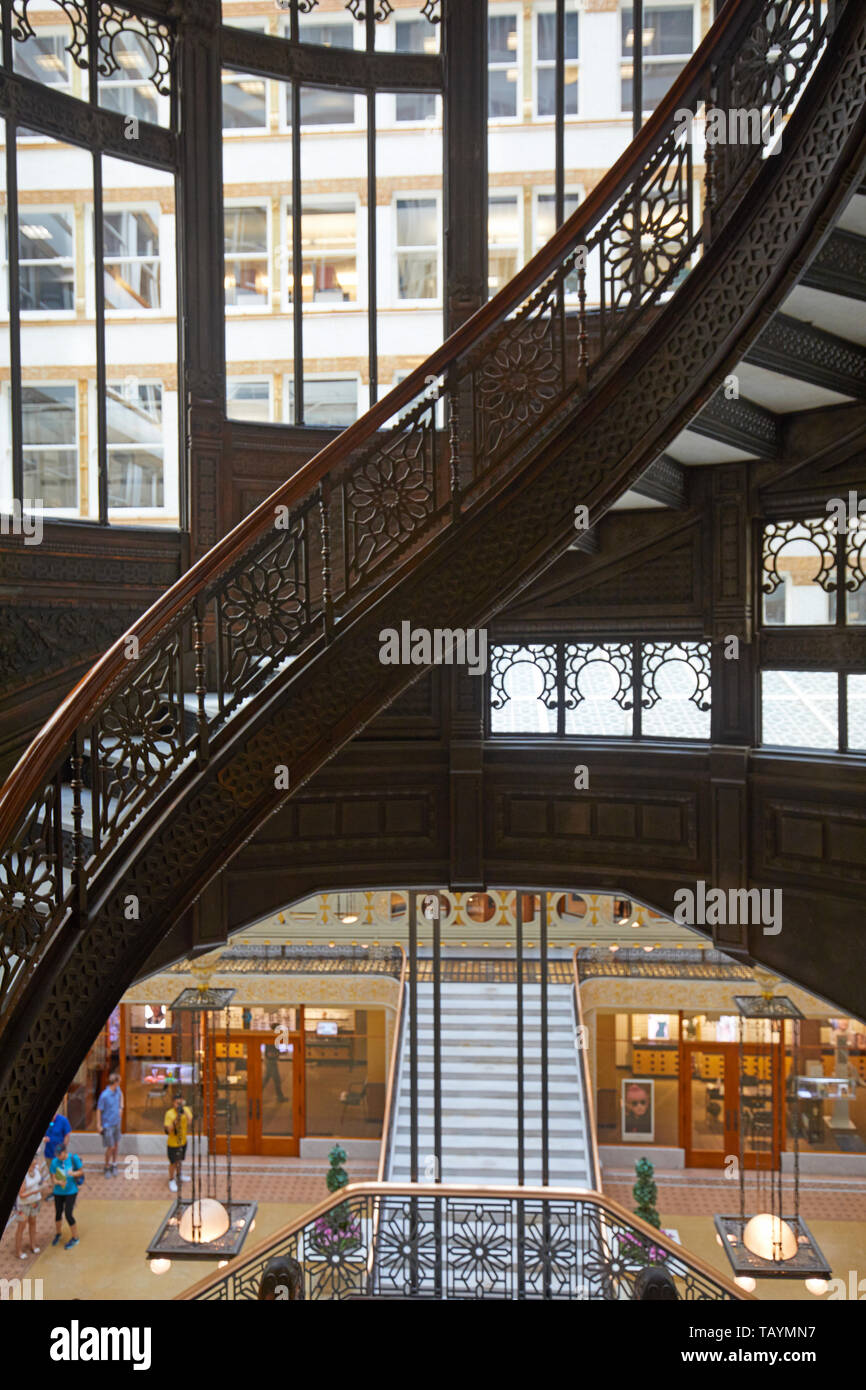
(448, 668, 486, 889)
(709, 462, 755, 745)
(442, 0, 487, 332)
(176, 0, 228, 561)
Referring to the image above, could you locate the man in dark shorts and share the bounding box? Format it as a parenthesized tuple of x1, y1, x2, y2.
(164, 1090, 192, 1193)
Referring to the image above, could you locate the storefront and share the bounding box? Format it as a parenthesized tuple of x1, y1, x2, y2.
(590, 1005, 866, 1168)
(63, 999, 391, 1156)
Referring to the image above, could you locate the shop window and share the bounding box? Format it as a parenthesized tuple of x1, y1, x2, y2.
(395, 20, 437, 122)
(488, 11, 520, 120)
(103, 208, 161, 311)
(621, 4, 695, 114)
(789, 1018, 866, 1157)
(105, 381, 165, 511)
(395, 197, 439, 301)
(124, 1004, 180, 1134)
(22, 383, 78, 511)
(224, 204, 269, 308)
(535, 8, 579, 118)
(304, 1007, 387, 1139)
(594, 1012, 679, 1146)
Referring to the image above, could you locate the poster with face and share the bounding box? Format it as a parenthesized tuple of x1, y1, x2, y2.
(622, 1079, 654, 1142)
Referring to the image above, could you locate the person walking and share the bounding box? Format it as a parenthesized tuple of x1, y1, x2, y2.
(13, 1154, 48, 1260)
(49, 1139, 84, 1250)
(97, 1072, 124, 1177)
(164, 1090, 192, 1194)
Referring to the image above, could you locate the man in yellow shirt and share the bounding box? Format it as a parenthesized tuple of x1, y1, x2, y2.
(164, 1090, 193, 1194)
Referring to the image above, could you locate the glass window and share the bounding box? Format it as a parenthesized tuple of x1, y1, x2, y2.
(286, 377, 358, 428)
(490, 644, 558, 734)
(621, 4, 695, 113)
(224, 205, 269, 308)
(295, 22, 356, 124)
(535, 190, 581, 247)
(97, 28, 165, 125)
(848, 674, 866, 752)
(227, 377, 272, 423)
(304, 1007, 387, 1139)
(564, 643, 634, 737)
(762, 519, 837, 625)
(222, 71, 268, 130)
(846, 522, 866, 625)
(788, 1018, 866, 1157)
(12, 30, 72, 93)
(396, 197, 438, 300)
(105, 381, 164, 510)
(488, 194, 520, 296)
(761, 670, 839, 751)
(124, 1005, 179, 1135)
(536, 10, 579, 117)
(395, 20, 437, 122)
(18, 210, 75, 312)
(22, 383, 78, 510)
(296, 201, 357, 304)
(103, 208, 160, 311)
(488, 11, 520, 119)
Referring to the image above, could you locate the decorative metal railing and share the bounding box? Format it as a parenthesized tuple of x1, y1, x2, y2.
(178, 1182, 749, 1301)
(0, 0, 846, 1024)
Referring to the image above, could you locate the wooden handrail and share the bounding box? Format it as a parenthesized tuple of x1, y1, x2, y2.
(573, 947, 603, 1193)
(176, 1179, 754, 1300)
(0, 0, 769, 849)
(376, 942, 407, 1183)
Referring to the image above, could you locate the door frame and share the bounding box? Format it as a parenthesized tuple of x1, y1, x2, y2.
(680, 1040, 781, 1170)
(209, 1029, 305, 1157)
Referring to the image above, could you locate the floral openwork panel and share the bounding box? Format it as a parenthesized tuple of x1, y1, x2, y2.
(216, 505, 318, 712)
(91, 634, 187, 843)
(340, 402, 440, 595)
(762, 518, 837, 625)
(641, 641, 711, 739)
(564, 643, 633, 737)
(845, 523, 866, 624)
(489, 644, 558, 734)
(0, 778, 63, 1010)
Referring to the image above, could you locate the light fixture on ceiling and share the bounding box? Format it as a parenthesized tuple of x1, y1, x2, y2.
(336, 892, 360, 924)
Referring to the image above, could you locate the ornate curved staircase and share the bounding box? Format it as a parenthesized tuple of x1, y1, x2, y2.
(1, 0, 865, 1225)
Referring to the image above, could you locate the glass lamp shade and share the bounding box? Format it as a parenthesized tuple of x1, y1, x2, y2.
(805, 1278, 828, 1295)
(742, 1214, 798, 1262)
(178, 1198, 230, 1245)
(149, 1258, 171, 1274)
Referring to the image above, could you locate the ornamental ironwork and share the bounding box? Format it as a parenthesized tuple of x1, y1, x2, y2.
(761, 517, 838, 595)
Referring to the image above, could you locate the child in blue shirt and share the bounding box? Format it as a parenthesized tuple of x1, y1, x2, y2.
(49, 1140, 83, 1249)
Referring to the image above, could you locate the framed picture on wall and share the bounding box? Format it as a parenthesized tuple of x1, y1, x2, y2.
(622, 1078, 654, 1142)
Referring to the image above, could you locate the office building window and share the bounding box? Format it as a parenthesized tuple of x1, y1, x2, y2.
(488, 193, 520, 295)
(294, 200, 358, 304)
(286, 377, 358, 428)
(488, 11, 520, 119)
(222, 70, 268, 130)
(395, 197, 439, 301)
(295, 19, 357, 125)
(621, 4, 695, 113)
(395, 20, 437, 122)
(98, 27, 167, 125)
(536, 9, 579, 117)
(106, 381, 165, 511)
(227, 378, 273, 423)
(22, 383, 78, 511)
(224, 205, 269, 308)
(18, 210, 75, 312)
(103, 209, 161, 311)
(11, 30, 72, 92)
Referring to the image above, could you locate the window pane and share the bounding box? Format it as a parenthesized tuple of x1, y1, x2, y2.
(19, 211, 74, 311)
(224, 206, 269, 307)
(287, 377, 357, 428)
(761, 670, 838, 751)
(12, 30, 71, 90)
(641, 641, 711, 739)
(103, 210, 160, 310)
(97, 25, 168, 126)
(227, 378, 272, 423)
(762, 520, 837, 625)
(537, 12, 578, 62)
(301, 202, 356, 303)
(106, 382, 164, 509)
(300, 21, 355, 50)
(847, 674, 866, 751)
(846, 525, 866, 624)
(537, 68, 578, 118)
(397, 197, 437, 248)
(622, 6, 692, 56)
(488, 195, 519, 295)
(489, 68, 518, 119)
(564, 644, 634, 736)
(490, 644, 558, 734)
(222, 73, 267, 129)
(22, 384, 77, 509)
(300, 86, 356, 126)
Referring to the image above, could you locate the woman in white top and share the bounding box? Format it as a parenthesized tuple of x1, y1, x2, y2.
(14, 1156, 47, 1259)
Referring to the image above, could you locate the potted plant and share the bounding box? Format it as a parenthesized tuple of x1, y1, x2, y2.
(621, 1158, 668, 1265)
(309, 1146, 362, 1260)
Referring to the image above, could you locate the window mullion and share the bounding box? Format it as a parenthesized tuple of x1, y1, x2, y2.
(93, 153, 108, 522)
(7, 127, 22, 506)
(633, 641, 642, 740)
